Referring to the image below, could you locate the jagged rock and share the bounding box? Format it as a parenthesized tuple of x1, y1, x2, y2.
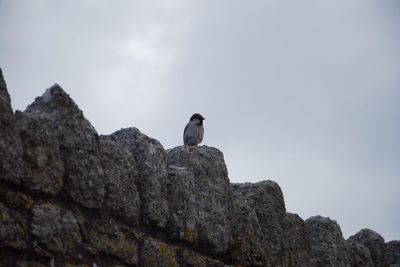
(1, 70, 400, 266)
(0, 185, 34, 210)
(386, 241, 400, 267)
(108, 127, 169, 227)
(231, 181, 287, 266)
(98, 137, 140, 224)
(180, 249, 230, 267)
(139, 237, 230, 267)
(305, 215, 351, 267)
(166, 165, 199, 244)
(31, 203, 82, 254)
(87, 221, 139, 265)
(0, 261, 47, 267)
(230, 199, 266, 266)
(166, 145, 232, 255)
(349, 241, 374, 267)
(16, 111, 64, 195)
(24, 85, 105, 208)
(349, 228, 389, 267)
(140, 238, 179, 267)
(0, 202, 28, 250)
(283, 213, 312, 267)
(0, 67, 24, 184)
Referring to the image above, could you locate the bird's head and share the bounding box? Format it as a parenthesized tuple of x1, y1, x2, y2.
(190, 113, 205, 125)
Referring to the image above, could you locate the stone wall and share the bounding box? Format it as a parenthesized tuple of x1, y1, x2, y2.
(0, 68, 398, 266)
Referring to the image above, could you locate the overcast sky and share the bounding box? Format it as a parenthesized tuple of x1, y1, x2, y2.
(1, 0, 399, 241)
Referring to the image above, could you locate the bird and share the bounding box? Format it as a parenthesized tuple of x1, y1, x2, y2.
(183, 113, 205, 146)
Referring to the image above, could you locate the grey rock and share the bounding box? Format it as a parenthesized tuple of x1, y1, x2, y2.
(0, 260, 47, 267)
(87, 221, 139, 265)
(349, 228, 389, 267)
(0, 67, 24, 184)
(231, 180, 286, 266)
(0, 202, 28, 250)
(15, 111, 64, 195)
(180, 249, 231, 267)
(305, 216, 351, 267)
(108, 127, 169, 227)
(31, 203, 82, 254)
(98, 137, 140, 224)
(24, 85, 105, 208)
(230, 199, 266, 266)
(166, 145, 232, 255)
(283, 213, 312, 267)
(0, 189, 34, 210)
(349, 241, 374, 267)
(166, 165, 199, 244)
(386, 241, 400, 267)
(140, 237, 179, 267)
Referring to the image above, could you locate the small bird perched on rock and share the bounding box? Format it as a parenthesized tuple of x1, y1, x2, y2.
(183, 113, 205, 146)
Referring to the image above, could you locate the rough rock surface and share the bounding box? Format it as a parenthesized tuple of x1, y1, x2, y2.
(0, 202, 28, 250)
(0, 68, 398, 266)
(31, 203, 82, 254)
(0, 68, 24, 184)
(283, 213, 312, 267)
(230, 197, 266, 266)
(16, 111, 64, 195)
(87, 221, 139, 265)
(166, 146, 232, 255)
(349, 241, 374, 267)
(349, 228, 389, 267)
(23, 85, 106, 208)
(108, 127, 169, 228)
(305, 216, 352, 267)
(98, 137, 140, 224)
(386, 241, 400, 267)
(231, 181, 287, 266)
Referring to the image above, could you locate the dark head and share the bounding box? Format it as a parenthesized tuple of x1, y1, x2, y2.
(189, 113, 205, 125)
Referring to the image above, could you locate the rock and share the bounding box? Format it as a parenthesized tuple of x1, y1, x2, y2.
(16, 111, 64, 195)
(386, 241, 400, 267)
(349, 241, 374, 267)
(283, 213, 312, 267)
(166, 145, 232, 255)
(230, 199, 266, 266)
(349, 228, 389, 267)
(0, 202, 28, 250)
(31, 203, 82, 254)
(98, 137, 140, 224)
(305, 216, 351, 267)
(0, 188, 34, 210)
(87, 221, 139, 265)
(108, 127, 169, 227)
(180, 249, 230, 267)
(0, 67, 24, 184)
(24, 85, 105, 208)
(166, 165, 199, 244)
(1, 71, 400, 266)
(231, 181, 286, 266)
(0, 260, 47, 267)
(140, 238, 179, 267)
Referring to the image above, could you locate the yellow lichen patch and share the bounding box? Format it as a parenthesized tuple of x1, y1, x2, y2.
(17, 192, 34, 209)
(106, 239, 118, 254)
(158, 243, 167, 255)
(158, 243, 178, 267)
(183, 227, 197, 243)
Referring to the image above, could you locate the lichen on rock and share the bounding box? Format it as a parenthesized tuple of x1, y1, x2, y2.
(0, 68, 398, 266)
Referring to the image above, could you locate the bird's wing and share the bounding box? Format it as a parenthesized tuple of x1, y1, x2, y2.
(183, 123, 190, 145)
